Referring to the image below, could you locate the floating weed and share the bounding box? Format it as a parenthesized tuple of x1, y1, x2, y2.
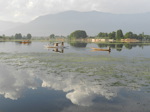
(142, 72, 150, 76)
(128, 80, 137, 83)
(145, 76, 150, 80)
(54, 64, 63, 68)
(140, 84, 149, 87)
(111, 81, 126, 86)
(75, 67, 88, 73)
(0, 52, 150, 89)
(112, 74, 125, 79)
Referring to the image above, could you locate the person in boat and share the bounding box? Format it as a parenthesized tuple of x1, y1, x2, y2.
(61, 42, 64, 47)
(53, 42, 64, 47)
(54, 43, 59, 47)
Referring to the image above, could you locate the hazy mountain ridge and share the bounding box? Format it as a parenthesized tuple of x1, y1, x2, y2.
(1, 11, 150, 36)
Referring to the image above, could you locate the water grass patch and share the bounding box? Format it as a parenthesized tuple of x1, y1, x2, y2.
(0, 52, 150, 91)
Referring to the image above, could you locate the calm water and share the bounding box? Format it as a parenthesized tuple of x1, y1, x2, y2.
(0, 41, 150, 112)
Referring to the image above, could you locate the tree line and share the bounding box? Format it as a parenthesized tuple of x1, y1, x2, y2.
(1, 29, 150, 41)
(97, 29, 147, 40)
(0, 33, 32, 40)
(69, 29, 150, 41)
(14, 33, 32, 39)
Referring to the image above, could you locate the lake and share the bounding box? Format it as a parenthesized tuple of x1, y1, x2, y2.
(0, 41, 150, 112)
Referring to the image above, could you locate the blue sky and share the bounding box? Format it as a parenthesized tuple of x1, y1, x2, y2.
(0, 0, 150, 22)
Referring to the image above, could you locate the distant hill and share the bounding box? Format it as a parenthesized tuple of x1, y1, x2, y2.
(2, 11, 150, 36)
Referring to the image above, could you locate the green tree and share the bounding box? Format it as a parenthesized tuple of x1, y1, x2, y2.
(124, 32, 133, 39)
(138, 34, 144, 40)
(132, 34, 138, 39)
(50, 34, 55, 39)
(69, 30, 87, 39)
(97, 32, 108, 38)
(27, 33, 32, 39)
(108, 31, 116, 39)
(116, 29, 124, 40)
(15, 33, 22, 39)
(0, 34, 6, 40)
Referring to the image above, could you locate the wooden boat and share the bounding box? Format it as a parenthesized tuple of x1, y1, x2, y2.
(91, 47, 111, 52)
(20, 40, 31, 44)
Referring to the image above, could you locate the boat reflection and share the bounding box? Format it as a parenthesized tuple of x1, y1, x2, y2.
(52, 48, 64, 53)
(45, 47, 64, 53)
(44, 42, 65, 53)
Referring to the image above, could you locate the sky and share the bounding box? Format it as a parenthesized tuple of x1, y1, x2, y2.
(0, 0, 150, 23)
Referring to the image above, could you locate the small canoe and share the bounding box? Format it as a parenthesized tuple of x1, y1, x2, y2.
(91, 47, 111, 52)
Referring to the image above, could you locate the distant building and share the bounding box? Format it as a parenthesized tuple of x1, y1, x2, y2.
(91, 39, 114, 42)
(121, 38, 139, 42)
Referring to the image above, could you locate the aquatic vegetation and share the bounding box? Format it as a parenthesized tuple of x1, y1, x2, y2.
(0, 52, 150, 92)
(0, 49, 149, 109)
(111, 81, 126, 86)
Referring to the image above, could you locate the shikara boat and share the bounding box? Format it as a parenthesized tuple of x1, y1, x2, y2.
(20, 40, 31, 44)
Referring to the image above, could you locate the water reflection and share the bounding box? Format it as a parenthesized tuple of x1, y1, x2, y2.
(69, 41, 87, 47)
(97, 43, 149, 51)
(0, 52, 150, 107)
(0, 42, 150, 112)
(45, 47, 64, 53)
(124, 44, 133, 49)
(0, 63, 117, 106)
(53, 48, 64, 53)
(41, 73, 117, 106)
(0, 64, 40, 100)
(44, 42, 66, 53)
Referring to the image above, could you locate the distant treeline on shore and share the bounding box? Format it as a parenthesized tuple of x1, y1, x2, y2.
(68, 29, 150, 41)
(0, 29, 150, 41)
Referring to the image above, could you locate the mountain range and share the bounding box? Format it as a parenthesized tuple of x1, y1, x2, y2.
(1, 10, 150, 36)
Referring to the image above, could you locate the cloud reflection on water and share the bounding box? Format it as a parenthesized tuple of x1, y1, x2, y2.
(0, 62, 117, 106)
(41, 72, 117, 106)
(0, 52, 149, 107)
(0, 64, 41, 100)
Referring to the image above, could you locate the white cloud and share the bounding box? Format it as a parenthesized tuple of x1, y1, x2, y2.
(0, 0, 150, 22)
